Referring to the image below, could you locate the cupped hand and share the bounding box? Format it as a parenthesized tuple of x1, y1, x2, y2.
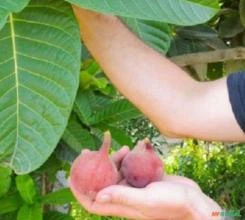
(69, 148, 220, 220)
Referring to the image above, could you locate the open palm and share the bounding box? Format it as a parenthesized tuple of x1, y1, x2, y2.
(69, 147, 218, 220)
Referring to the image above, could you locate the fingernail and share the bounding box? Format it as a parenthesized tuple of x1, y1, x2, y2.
(97, 194, 111, 203)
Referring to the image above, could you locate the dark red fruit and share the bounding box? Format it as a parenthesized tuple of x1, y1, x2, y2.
(120, 138, 163, 188)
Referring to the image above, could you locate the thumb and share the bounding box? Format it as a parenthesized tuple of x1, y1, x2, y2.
(96, 185, 146, 207)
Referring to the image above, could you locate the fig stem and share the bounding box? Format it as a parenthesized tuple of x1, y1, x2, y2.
(143, 138, 150, 144)
(100, 131, 111, 155)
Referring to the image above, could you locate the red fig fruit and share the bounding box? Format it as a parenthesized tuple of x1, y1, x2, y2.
(120, 138, 163, 188)
(70, 131, 119, 199)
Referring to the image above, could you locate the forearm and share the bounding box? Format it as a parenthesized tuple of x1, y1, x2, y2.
(73, 7, 197, 137)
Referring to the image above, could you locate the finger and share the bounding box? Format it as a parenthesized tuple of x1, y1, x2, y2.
(88, 202, 148, 220)
(95, 185, 146, 208)
(69, 178, 147, 220)
(111, 146, 130, 168)
(81, 149, 90, 154)
(164, 175, 202, 191)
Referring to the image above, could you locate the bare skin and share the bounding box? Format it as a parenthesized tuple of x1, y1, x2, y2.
(73, 7, 244, 142)
(70, 6, 244, 220)
(70, 148, 221, 220)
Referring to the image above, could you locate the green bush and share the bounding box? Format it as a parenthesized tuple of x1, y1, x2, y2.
(166, 140, 245, 218)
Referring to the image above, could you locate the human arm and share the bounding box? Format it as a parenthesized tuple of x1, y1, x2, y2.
(72, 7, 245, 142)
(69, 6, 240, 220)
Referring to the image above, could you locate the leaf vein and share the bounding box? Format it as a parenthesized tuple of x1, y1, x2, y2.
(20, 101, 58, 136)
(0, 57, 13, 65)
(17, 52, 73, 76)
(19, 83, 65, 117)
(0, 73, 14, 84)
(19, 66, 70, 100)
(16, 34, 74, 56)
(13, 18, 74, 39)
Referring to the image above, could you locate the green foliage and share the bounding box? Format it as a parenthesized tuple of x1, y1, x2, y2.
(62, 114, 96, 152)
(17, 203, 42, 220)
(42, 188, 75, 205)
(0, 0, 244, 219)
(168, 24, 226, 57)
(68, 0, 219, 25)
(44, 211, 74, 220)
(0, 166, 12, 197)
(15, 175, 37, 204)
(119, 117, 162, 144)
(88, 99, 141, 126)
(165, 140, 245, 216)
(71, 202, 124, 220)
(121, 18, 172, 54)
(218, 11, 243, 38)
(58, 58, 142, 153)
(0, 0, 81, 174)
(240, 0, 245, 27)
(0, 193, 22, 215)
(0, 0, 30, 29)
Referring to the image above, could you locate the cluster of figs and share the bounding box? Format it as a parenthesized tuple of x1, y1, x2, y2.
(70, 131, 164, 199)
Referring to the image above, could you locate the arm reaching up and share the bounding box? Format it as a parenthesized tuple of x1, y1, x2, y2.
(73, 7, 244, 142)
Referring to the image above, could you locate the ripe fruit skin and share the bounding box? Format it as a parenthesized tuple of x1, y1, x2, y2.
(120, 138, 163, 188)
(70, 131, 119, 199)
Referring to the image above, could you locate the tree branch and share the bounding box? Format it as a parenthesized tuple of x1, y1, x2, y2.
(170, 47, 245, 67)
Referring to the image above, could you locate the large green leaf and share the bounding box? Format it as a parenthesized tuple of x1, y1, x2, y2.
(62, 115, 96, 152)
(74, 89, 113, 125)
(218, 12, 244, 38)
(168, 24, 227, 57)
(121, 18, 172, 54)
(88, 99, 141, 125)
(68, 0, 219, 26)
(88, 91, 112, 111)
(0, 0, 81, 174)
(97, 124, 133, 148)
(0, 0, 30, 30)
(91, 128, 121, 150)
(168, 36, 210, 56)
(73, 89, 92, 125)
(176, 25, 218, 40)
(187, 0, 219, 8)
(55, 142, 78, 163)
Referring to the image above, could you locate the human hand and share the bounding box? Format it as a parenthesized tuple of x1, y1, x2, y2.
(70, 148, 221, 220)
